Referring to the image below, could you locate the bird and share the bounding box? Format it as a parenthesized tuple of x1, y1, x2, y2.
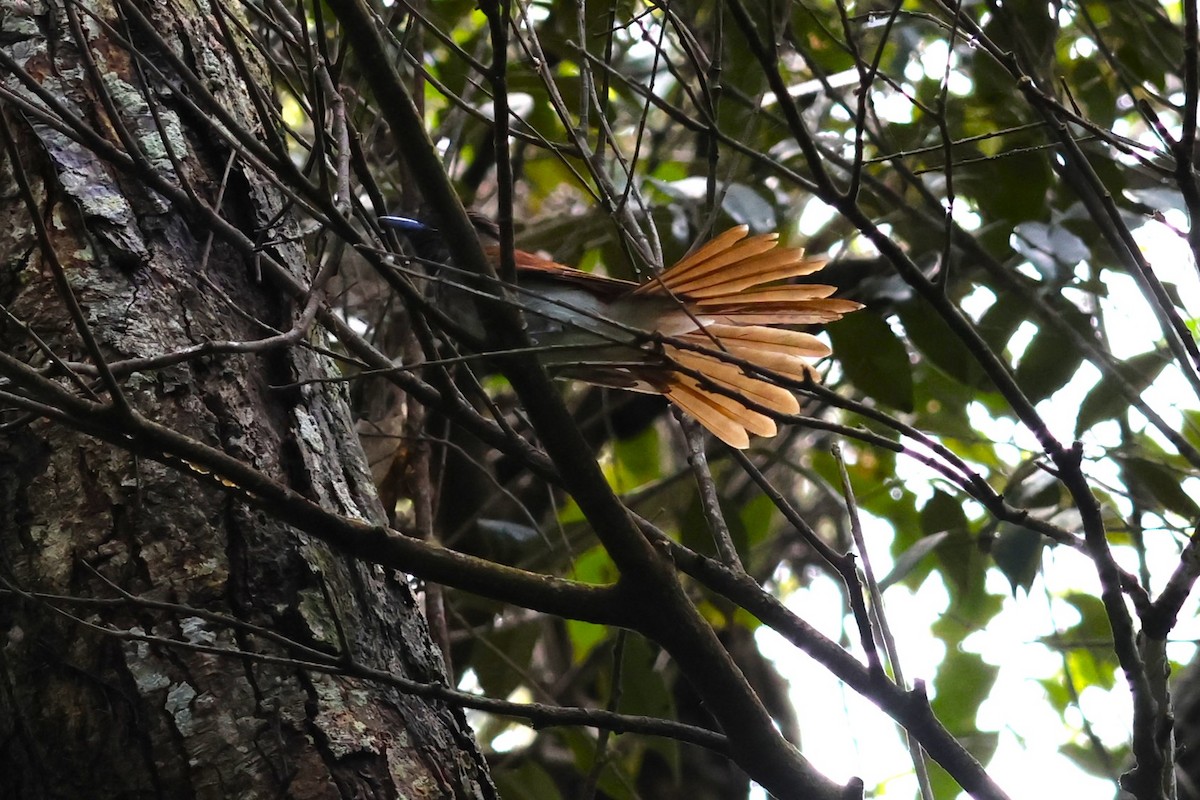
(382, 214, 862, 449)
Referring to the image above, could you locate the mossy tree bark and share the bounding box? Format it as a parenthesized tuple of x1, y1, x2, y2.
(0, 0, 492, 797)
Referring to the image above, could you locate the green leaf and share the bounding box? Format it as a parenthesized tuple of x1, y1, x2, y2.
(991, 522, 1045, 595)
(897, 297, 989, 388)
(471, 622, 539, 698)
(1061, 740, 1130, 779)
(1011, 221, 1091, 283)
(920, 489, 970, 536)
(1039, 676, 1072, 713)
(827, 311, 914, 412)
(566, 619, 608, 665)
(566, 547, 618, 662)
(553, 727, 638, 800)
(911, 366, 978, 440)
(926, 648, 999, 799)
(1075, 350, 1170, 437)
(879, 531, 950, 591)
(935, 584, 1004, 642)
(1065, 647, 1117, 693)
(573, 545, 619, 585)
(1003, 466, 1062, 509)
(1013, 305, 1091, 402)
(721, 183, 776, 231)
(617, 636, 675, 719)
(1120, 456, 1200, 518)
(931, 647, 999, 733)
(901, 489, 977, 595)
(1061, 593, 1115, 647)
(492, 761, 564, 800)
(611, 425, 662, 490)
(739, 493, 778, 550)
(958, 137, 1052, 227)
(1182, 409, 1200, 452)
(976, 292, 1030, 352)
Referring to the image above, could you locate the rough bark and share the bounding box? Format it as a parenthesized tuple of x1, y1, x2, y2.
(1173, 657, 1200, 799)
(0, 0, 492, 797)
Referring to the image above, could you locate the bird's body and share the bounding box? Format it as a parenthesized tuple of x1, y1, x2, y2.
(384, 215, 861, 448)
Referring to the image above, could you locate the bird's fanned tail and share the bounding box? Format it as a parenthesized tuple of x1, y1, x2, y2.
(633, 225, 862, 448)
(384, 213, 862, 448)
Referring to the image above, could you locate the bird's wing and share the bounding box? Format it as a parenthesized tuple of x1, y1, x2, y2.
(486, 245, 637, 302)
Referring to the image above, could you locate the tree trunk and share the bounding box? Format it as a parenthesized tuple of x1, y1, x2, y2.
(0, 0, 492, 797)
